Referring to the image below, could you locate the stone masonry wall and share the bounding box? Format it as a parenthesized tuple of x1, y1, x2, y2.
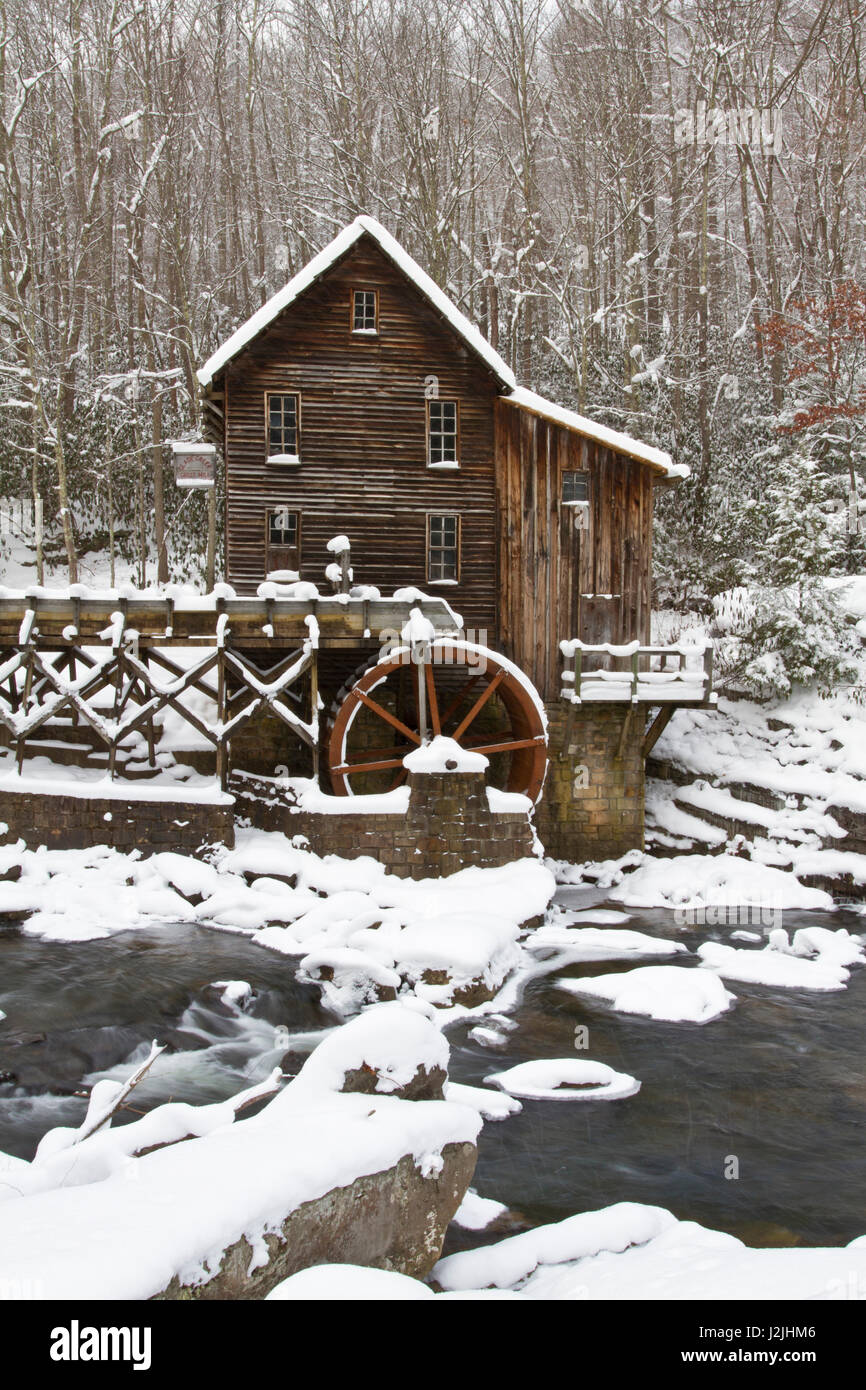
(535, 700, 645, 863)
(0, 789, 235, 854)
(233, 769, 537, 879)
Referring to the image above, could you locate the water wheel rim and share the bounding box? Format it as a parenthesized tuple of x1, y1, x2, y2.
(328, 640, 547, 800)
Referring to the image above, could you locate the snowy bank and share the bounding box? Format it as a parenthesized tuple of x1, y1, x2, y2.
(0, 1006, 480, 1299)
(434, 1202, 866, 1301)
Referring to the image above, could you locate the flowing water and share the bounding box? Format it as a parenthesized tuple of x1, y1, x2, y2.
(1, 897, 865, 1253)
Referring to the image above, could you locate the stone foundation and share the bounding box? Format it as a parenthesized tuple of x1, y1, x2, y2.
(535, 701, 645, 863)
(0, 787, 235, 854)
(234, 768, 538, 878)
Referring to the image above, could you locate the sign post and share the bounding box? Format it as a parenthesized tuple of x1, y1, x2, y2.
(170, 442, 217, 591)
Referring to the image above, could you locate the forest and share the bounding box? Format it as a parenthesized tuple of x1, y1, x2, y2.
(1, 0, 865, 692)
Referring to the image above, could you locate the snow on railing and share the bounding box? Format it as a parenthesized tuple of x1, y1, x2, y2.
(560, 639, 714, 705)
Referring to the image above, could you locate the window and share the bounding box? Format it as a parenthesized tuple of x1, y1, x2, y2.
(267, 393, 300, 461)
(562, 470, 589, 503)
(268, 508, 298, 548)
(352, 289, 378, 334)
(427, 513, 460, 582)
(266, 508, 300, 571)
(428, 400, 458, 466)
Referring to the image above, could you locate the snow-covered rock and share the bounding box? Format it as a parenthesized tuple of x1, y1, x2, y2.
(558, 964, 736, 1023)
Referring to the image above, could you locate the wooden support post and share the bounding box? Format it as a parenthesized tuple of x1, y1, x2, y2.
(643, 705, 676, 758)
(217, 645, 227, 789)
(416, 645, 428, 743)
(561, 698, 576, 761)
(614, 705, 633, 763)
(206, 485, 216, 592)
(310, 649, 320, 781)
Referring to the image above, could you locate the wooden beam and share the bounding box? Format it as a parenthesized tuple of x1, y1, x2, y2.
(643, 705, 676, 758)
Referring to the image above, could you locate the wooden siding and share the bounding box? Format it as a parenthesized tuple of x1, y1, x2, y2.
(494, 400, 653, 700)
(220, 235, 500, 639)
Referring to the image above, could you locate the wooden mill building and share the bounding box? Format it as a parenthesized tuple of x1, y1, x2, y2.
(198, 217, 711, 862)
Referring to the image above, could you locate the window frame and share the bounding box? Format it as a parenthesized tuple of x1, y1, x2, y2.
(426, 398, 460, 468)
(351, 288, 379, 336)
(426, 511, 461, 584)
(264, 507, 302, 573)
(265, 391, 301, 463)
(561, 469, 589, 505)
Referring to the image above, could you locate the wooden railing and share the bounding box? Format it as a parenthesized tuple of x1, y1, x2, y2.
(0, 588, 460, 787)
(560, 639, 714, 705)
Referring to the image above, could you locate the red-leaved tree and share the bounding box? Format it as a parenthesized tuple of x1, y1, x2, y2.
(758, 281, 866, 495)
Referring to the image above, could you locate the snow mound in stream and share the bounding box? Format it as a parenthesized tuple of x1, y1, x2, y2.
(558, 964, 735, 1023)
(484, 1058, 640, 1102)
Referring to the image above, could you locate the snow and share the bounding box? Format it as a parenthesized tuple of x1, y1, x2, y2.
(486, 787, 532, 813)
(435, 1203, 866, 1301)
(198, 216, 516, 391)
(697, 934, 857, 991)
(326, 535, 351, 554)
(453, 1189, 509, 1230)
(558, 964, 736, 1023)
(403, 736, 488, 774)
(442, 1081, 522, 1120)
(267, 1265, 435, 1300)
(504, 386, 684, 477)
(435, 1202, 675, 1290)
(212, 980, 254, 1009)
(484, 1058, 640, 1102)
(606, 853, 834, 911)
(0, 762, 232, 804)
(652, 694, 866, 818)
(400, 606, 437, 644)
(0, 1005, 481, 1300)
(265, 453, 300, 465)
(527, 923, 687, 961)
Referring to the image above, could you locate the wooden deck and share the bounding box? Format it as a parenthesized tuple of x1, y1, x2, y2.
(0, 591, 460, 649)
(560, 640, 716, 707)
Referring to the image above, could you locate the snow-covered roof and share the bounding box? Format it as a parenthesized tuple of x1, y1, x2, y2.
(502, 386, 687, 478)
(197, 215, 517, 391)
(198, 216, 686, 479)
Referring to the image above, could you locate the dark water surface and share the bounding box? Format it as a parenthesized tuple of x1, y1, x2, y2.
(1, 898, 865, 1250)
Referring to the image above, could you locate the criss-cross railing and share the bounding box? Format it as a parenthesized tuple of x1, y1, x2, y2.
(0, 589, 457, 788)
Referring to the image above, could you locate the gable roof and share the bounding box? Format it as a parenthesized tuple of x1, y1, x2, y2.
(197, 215, 516, 392)
(198, 215, 685, 479)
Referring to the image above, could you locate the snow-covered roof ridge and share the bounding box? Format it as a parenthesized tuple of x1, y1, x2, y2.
(503, 386, 686, 478)
(197, 216, 685, 477)
(197, 215, 517, 390)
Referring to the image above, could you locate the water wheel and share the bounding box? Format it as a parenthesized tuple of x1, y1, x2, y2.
(326, 639, 547, 800)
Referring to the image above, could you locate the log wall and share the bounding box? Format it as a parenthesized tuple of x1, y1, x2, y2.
(494, 400, 654, 700)
(221, 235, 501, 640)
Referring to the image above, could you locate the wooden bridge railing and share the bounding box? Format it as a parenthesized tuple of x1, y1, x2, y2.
(560, 638, 715, 706)
(0, 588, 460, 788)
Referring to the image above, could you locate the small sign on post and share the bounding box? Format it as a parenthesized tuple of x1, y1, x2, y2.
(170, 441, 218, 590)
(171, 441, 216, 489)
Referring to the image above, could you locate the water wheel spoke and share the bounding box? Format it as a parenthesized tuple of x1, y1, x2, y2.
(356, 690, 421, 745)
(328, 642, 548, 801)
(463, 729, 511, 747)
(470, 735, 545, 757)
(452, 668, 506, 740)
(424, 662, 441, 736)
(333, 754, 407, 776)
(438, 673, 483, 730)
